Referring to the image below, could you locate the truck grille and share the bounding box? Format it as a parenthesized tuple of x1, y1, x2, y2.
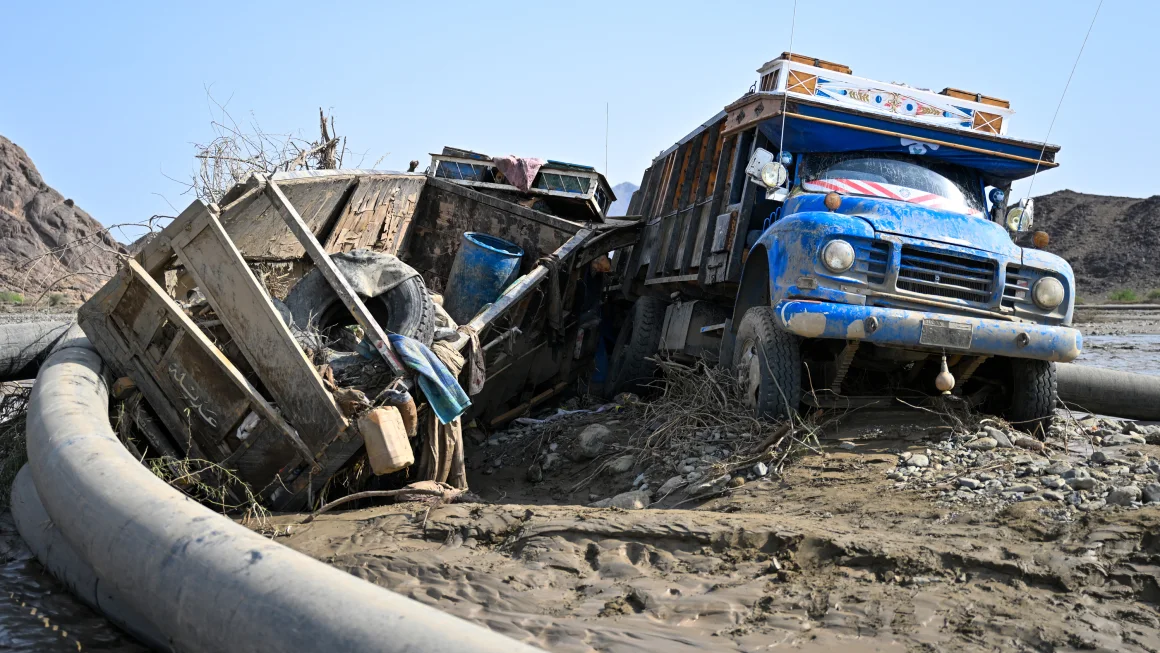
(896, 245, 996, 303)
(1002, 264, 1032, 309)
(853, 240, 890, 285)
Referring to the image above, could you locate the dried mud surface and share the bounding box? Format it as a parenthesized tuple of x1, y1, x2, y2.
(268, 410, 1160, 653)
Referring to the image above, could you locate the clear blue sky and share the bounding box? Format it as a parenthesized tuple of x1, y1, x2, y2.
(2, 0, 1150, 242)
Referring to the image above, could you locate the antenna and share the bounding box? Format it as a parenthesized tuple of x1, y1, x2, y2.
(777, 0, 799, 157)
(1025, 0, 1103, 200)
(603, 104, 612, 180)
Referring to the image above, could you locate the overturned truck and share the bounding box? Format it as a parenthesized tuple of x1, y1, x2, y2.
(79, 150, 637, 509)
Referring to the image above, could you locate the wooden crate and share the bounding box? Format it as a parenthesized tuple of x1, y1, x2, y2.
(778, 52, 852, 75)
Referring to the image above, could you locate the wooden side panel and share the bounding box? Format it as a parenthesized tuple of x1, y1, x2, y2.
(403, 179, 580, 291)
(323, 175, 426, 255)
(169, 205, 346, 450)
(219, 176, 356, 260)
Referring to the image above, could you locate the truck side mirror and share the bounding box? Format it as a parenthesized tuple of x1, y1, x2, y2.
(1005, 198, 1034, 232)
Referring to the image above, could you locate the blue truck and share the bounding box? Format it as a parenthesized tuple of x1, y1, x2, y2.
(609, 52, 1080, 433)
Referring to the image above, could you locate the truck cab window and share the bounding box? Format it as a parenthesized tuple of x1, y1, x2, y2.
(801, 153, 985, 217)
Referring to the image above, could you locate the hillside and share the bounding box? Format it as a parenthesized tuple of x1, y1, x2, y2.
(0, 136, 124, 303)
(1035, 189, 1160, 300)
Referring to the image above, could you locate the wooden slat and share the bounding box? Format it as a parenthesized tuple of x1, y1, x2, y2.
(218, 176, 357, 260)
(322, 175, 426, 254)
(264, 179, 408, 377)
(167, 201, 347, 452)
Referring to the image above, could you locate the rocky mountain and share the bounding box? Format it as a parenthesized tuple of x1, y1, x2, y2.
(607, 182, 638, 217)
(0, 136, 124, 303)
(1034, 190, 1160, 300)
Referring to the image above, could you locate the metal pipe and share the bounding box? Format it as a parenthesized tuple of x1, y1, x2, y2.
(23, 338, 543, 653)
(0, 321, 71, 382)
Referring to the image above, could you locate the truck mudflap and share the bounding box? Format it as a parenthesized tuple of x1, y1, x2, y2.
(775, 300, 1082, 362)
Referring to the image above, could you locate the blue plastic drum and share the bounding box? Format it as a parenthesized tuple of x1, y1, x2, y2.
(443, 232, 524, 324)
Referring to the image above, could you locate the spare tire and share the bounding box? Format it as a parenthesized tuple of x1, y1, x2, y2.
(284, 249, 436, 346)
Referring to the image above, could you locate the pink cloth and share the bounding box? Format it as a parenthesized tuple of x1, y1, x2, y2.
(492, 155, 546, 193)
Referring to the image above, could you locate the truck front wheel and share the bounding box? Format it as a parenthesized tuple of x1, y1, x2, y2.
(607, 296, 668, 396)
(732, 307, 801, 421)
(1005, 358, 1058, 436)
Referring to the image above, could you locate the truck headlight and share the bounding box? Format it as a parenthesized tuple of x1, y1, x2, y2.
(821, 240, 855, 273)
(1032, 277, 1065, 310)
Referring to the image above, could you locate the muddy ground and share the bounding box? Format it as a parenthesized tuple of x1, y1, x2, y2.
(265, 357, 1160, 652)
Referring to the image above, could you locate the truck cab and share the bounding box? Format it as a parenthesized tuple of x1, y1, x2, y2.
(610, 53, 1079, 433)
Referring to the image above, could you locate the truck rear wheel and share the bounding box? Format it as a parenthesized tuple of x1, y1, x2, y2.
(732, 307, 801, 421)
(1004, 358, 1057, 436)
(607, 296, 668, 396)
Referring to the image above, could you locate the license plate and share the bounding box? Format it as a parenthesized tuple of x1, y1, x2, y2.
(919, 319, 974, 349)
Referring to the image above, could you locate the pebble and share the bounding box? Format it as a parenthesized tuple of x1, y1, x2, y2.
(966, 437, 997, 451)
(525, 464, 543, 483)
(1044, 461, 1072, 476)
(1040, 475, 1067, 489)
(632, 472, 647, 487)
(983, 426, 1013, 448)
(575, 424, 611, 459)
(688, 474, 731, 497)
(1005, 484, 1037, 494)
(590, 489, 652, 510)
(958, 478, 983, 490)
(1041, 490, 1065, 501)
(657, 476, 686, 496)
(1080, 500, 1106, 512)
(1108, 485, 1141, 506)
(541, 452, 563, 471)
(906, 454, 930, 468)
(1066, 472, 1097, 490)
(728, 476, 746, 488)
(1103, 433, 1146, 446)
(1142, 482, 1160, 504)
(839, 441, 856, 450)
(1013, 436, 1045, 452)
(753, 462, 769, 477)
(1020, 494, 1047, 502)
(607, 455, 635, 474)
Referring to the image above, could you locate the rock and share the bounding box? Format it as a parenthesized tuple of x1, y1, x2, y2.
(1041, 490, 1065, 501)
(753, 462, 769, 477)
(728, 476, 746, 488)
(1044, 461, 1072, 476)
(966, 437, 997, 451)
(1108, 485, 1141, 506)
(984, 426, 1012, 448)
(1079, 500, 1106, 512)
(906, 454, 930, 468)
(1142, 483, 1160, 504)
(958, 478, 983, 490)
(688, 474, 731, 498)
(541, 452, 563, 471)
(525, 464, 543, 483)
(607, 455, 635, 474)
(838, 441, 856, 450)
(1013, 436, 1045, 452)
(1040, 475, 1067, 489)
(978, 472, 997, 482)
(1123, 421, 1143, 435)
(1005, 484, 1037, 494)
(1067, 475, 1097, 490)
(1020, 494, 1047, 502)
(591, 490, 652, 510)
(887, 471, 904, 481)
(657, 476, 686, 496)
(1103, 433, 1145, 446)
(632, 472, 647, 487)
(575, 424, 612, 459)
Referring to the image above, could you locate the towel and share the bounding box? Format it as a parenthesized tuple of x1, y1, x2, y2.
(388, 333, 470, 424)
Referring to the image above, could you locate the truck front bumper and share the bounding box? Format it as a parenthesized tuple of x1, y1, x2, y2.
(775, 300, 1082, 362)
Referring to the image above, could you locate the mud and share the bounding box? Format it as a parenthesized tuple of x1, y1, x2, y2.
(266, 407, 1160, 652)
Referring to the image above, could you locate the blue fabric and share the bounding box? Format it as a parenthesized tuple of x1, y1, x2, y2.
(388, 334, 470, 424)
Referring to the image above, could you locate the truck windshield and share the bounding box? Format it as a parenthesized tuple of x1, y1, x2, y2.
(800, 153, 985, 217)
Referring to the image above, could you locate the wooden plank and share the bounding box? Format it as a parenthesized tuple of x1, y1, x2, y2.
(322, 175, 426, 254)
(167, 201, 347, 453)
(218, 176, 357, 260)
(264, 179, 408, 377)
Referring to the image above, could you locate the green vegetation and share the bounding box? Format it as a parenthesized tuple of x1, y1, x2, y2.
(1148, 289, 1160, 302)
(46, 292, 66, 307)
(1108, 288, 1140, 303)
(1074, 296, 1086, 305)
(0, 291, 24, 304)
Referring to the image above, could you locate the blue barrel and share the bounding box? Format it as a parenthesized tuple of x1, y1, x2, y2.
(443, 232, 524, 324)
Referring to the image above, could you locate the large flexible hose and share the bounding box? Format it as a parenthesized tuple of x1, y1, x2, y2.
(23, 338, 542, 653)
(1057, 362, 1160, 421)
(0, 321, 71, 382)
(10, 466, 168, 650)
